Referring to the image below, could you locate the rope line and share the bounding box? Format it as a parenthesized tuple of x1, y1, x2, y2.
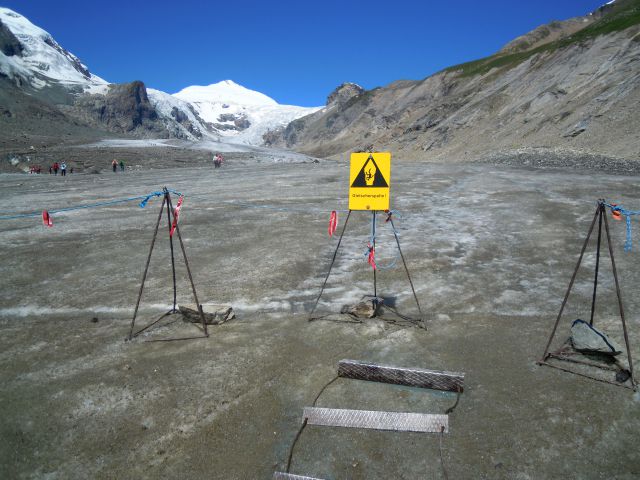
(0, 188, 183, 220)
(604, 202, 640, 251)
(365, 210, 401, 270)
(285, 375, 340, 473)
(0, 195, 355, 220)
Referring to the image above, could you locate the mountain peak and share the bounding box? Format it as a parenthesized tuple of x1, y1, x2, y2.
(173, 80, 278, 106)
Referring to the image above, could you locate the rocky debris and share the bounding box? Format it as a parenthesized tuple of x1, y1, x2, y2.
(480, 147, 640, 175)
(214, 113, 251, 131)
(179, 303, 235, 325)
(570, 319, 622, 355)
(69, 81, 167, 135)
(341, 296, 384, 319)
(0, 19, 23, 56)
(563, 119, 589, 138)
(327, 82, 365, 108)
(170, 107, 202, 139)
(262, 126, 284, 147)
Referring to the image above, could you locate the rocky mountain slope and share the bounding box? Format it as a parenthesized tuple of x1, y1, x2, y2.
(267, 0, 640, 163)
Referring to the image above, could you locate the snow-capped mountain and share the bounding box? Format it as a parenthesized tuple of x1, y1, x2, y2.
(0, 7, 319, 145)
(0, 7, 107, 93)
(174, 80, 321, 144)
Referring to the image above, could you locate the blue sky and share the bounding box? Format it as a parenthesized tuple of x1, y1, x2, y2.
(4, 1, 610, 106)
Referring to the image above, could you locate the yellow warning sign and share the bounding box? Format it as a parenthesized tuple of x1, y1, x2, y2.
(349, 152, 391, 210)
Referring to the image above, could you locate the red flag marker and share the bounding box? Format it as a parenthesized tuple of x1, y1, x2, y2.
(367, 243, 376, 270)
(170, 196, 184, 237)
(328, 210, 338, 237)
(42, 210, 53, 227)
(611, 204, 622, 221)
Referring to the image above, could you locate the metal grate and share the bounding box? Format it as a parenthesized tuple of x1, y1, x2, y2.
(303, 407, 448, 433)
(338, 359, 464, 392)
(273, 473, 326, 480)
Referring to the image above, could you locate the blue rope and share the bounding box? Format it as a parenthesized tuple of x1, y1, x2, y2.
(363, 210, 401, 270)
(604, 202, 640, 252)
(0, 189, 182, 221)
(138, 191, 164, 209)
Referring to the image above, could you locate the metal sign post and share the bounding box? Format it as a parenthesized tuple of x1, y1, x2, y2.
(310, 152, 422, 326)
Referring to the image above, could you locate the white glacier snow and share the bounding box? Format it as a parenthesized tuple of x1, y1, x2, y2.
(174, 80, 277, 106)
(0, 7, 107, 91)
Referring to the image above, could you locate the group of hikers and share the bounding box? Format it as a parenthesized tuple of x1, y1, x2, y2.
(111, 159, 125, 172)
(31, 155, 221, 175)
(47, 162, 70, 176)
(27, 162, 72, 175)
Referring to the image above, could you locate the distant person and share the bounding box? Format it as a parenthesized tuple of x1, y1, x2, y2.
(120, 160, 125, 172)
(60, 162, 67, 176)
(112, 159, 118, 173)
(70, 167, 74, 174)
(49, 165, 52, 174)
(53, 162, 59, 175)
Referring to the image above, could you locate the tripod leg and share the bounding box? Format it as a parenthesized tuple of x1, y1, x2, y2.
(165, 189, 178, 312)
(538, 204, 600, 362)
(602, 204, 636, 388)
(309, 210, 352, 317)
(389, 217, 423, 327)
(168, 194, 209, 337)
(589, 204, 603, 326)
(129, 195, 166, 340)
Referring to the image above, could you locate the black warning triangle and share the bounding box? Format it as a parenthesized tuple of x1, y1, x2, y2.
(351, 154, 389, 188)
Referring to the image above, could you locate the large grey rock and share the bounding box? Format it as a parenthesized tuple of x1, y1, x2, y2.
(570, 319, 622, 355)
(179, 303, 235, 325)
(341, 296, 384, 319)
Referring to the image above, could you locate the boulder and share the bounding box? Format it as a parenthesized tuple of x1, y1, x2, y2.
(340, 296, 384, 319)
(179, 303, 235, 325)
(570, 319, 622, 355)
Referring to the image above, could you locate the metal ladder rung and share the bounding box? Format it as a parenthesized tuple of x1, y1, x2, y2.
(273, 473, 326, 480)
(338, 359, 464, 392)
(303, 407, 448, 433)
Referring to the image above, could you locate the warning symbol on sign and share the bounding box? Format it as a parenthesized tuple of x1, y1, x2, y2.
(351, 154, 389, 188)
(349, 152, 391, 210)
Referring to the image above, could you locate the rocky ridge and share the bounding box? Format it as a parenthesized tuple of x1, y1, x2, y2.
(266, 0, 640, 163)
